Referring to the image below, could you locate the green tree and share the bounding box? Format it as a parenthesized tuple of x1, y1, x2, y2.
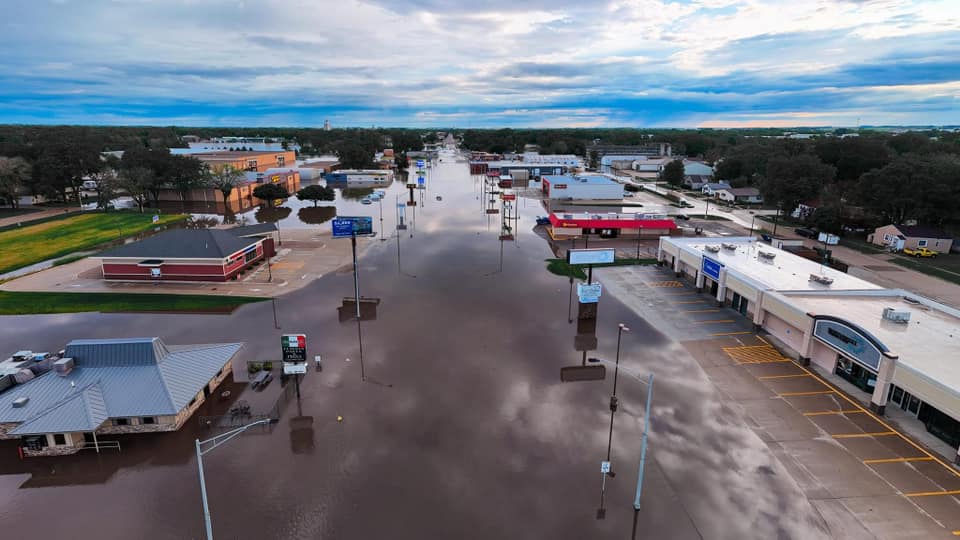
(119, 166, 154, 213)
(337, 143, 374, 169)
(296, 184, 336, 207)
(661, 159, 685, 186)
(815, 137, 890, 183)
(167, 155, 207, 209)
(252, 183, 290, 206)
(90, 169, 121, 210)
(0, 156, 32, 209)
(208, 163, 246, 204)
(856, 154, 960, 225)
(761, 155, 836, 213)
(34, 141, 103, 204)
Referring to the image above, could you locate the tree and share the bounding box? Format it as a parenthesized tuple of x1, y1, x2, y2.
(661, 159, 685, 186)
(337, 143, 374, 169)
(296, 184, 336, 207)
(208, 163, 246, 204)
(856, 154, 960, 225)
(119, 166, 154, 213)
(297, 206, 337, 225)
(0, 156, 31, 208)
(815, 137, 890, 183)
(167, 155, 207, 209)
(252, 183, 290, 206)
(34, 141, 103, 204)
(90, 169, 121, 210)
(761, 155, 836, 213)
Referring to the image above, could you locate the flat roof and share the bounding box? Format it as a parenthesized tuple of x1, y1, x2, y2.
(543, 175, 619, 186)
(786, 292, 960, 391)
(666, 237, 882, 292)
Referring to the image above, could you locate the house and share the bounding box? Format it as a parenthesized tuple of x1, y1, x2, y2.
(541, 175, 624, 200)
(0, 337, 241, 457)
(792, 200, 820, 220)
(680, 161, 715, 189)
(868, 224, 954, 254)
(97, 226, 276, 282)
(701, 182, 732, 196)
(716, 187, 762, 204)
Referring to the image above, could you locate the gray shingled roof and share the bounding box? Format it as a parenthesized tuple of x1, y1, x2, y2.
(0, 338, 242, 435)
(896, 225, 953, 240)
(98, 229, 259, 259)
(228, 223, 278, 238)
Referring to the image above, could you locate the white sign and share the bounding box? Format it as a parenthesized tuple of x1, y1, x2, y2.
(152, 215, 160, 223)
(600, 461, 611, 474)
(577, 283, 602, 304)
(568, 248, 616, 265)
(283, 362, 308, 375)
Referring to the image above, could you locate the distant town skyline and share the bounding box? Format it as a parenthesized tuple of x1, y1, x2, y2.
(1, 0, 958, 127)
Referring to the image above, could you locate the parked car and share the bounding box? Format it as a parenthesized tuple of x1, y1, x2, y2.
(250, 370, 273, 389)
(902, 247, 938, 258)
(81, 180, 98, 190)
(675, 214, 690, 221)
(794, 227, 817, 239)
(623, 192, 634, 198)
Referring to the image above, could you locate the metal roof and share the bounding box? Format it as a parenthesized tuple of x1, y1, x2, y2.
(97, 229, 260, 260)
(228, 223, 278, 238)
(0, 339, 242, 433)
(11, 383, 108, 435)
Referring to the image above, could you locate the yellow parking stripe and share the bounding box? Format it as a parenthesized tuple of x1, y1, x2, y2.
(673, 300, 706, 304)
(780, 390, 836, 397)
(646, 281, 684, 288)
(905, 489, 960, 497)
(832, 431, 897, 439)
(683, 309, 719, 313)
(696, 319, 735, 324)
(803, 410, 866, 416)
(863, 457, 935, 464)
(758, 374, 810, 380)
(710, 331, 753, 336)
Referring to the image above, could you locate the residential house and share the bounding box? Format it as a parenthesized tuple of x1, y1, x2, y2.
(701, 182, 732, 196)
(716, 187, 763, 204)
(680, 161, 715, 189)
(0, 338, 241, 457)
(868, 224, 954, 253)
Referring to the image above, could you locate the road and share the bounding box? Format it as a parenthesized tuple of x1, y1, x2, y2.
(0, 154, 830, 539)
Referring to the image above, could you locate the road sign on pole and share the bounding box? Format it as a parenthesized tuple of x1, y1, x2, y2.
(601, 461, 611, 474)
(332, 216, 374, 238)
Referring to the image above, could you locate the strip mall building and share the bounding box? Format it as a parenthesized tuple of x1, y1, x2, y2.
(659, 236, 960, 461)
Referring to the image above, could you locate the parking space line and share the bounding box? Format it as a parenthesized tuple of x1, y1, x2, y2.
(905, 489, 960, 498)
(863, 457, 935, 464)
(683, 309, 720, 313)
(758, 374, 811, 380)
(738, 359, 792, 364)
(780, 390, 836, 397)
(803, 410, 866, 416)
(711, 331, 753, 336)
(673, 300, 707, 304)
(696, 319, 736, 324)
(832, 432, 897, 439)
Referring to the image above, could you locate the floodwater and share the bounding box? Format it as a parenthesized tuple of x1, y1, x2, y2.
(0, 153, 829, 539)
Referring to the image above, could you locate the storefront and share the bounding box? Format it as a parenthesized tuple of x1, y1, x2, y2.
(811, 317, 885, 395)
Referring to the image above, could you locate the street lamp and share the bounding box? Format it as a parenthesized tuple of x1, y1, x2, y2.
(749, 213, 757, 237)
(195, 418, 273, 540)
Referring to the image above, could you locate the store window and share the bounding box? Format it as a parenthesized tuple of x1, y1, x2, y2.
(142, 417, 155, 425)
(53, 433, 67, 445)
(918, 240, 928, 247)
(835, 357, 876, 394)
(115, 418, 129, 426)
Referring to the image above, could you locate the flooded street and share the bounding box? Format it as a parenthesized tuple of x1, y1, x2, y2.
(0, 155, 826, 539)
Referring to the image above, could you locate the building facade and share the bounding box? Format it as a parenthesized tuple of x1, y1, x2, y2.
(541, 175, 624, 200)
(868, 224, 954, 254)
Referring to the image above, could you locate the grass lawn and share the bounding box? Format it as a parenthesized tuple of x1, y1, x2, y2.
(546, 257, 659, 280)
(840, 236, 887, 254)
(888, 254, 960, 286)
(0, 211, 186, 275)
(687, 214, 730, 221)
(0, 291, 266, 315)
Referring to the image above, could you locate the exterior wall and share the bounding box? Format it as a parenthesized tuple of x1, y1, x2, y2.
(902, 236, 953, 253)
(724, 272, 759, 303)
(172, 360, 233, 430)
(102, 261, 228, 282)
(23, 433, 85, 457)
(810, 340, 839, 372)
(869, 225, 901, 247)
(764, 312, 805, 353)
(99, 415, 178, 435)
(893, 365, 960, 422)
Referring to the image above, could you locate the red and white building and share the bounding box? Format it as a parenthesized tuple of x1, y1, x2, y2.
(548, 212, 677, 239)
(98, 225, 277, 282)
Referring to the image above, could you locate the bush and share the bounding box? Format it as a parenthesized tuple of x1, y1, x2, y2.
(262, 361, 274, 371)
(248, 362, 262, 374)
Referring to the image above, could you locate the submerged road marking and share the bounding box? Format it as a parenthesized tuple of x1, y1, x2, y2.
(780, 390, 836, 397)
(905, 489, 960, 497)
(803, 410, 866, 416)
(832, 431, 898, 439)
(863, 457, 935, 464)
(758, 373, 811, 380)
(711, 331, 753, 336)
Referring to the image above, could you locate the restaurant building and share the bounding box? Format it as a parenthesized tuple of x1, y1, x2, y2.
(549, 211, 676, 239)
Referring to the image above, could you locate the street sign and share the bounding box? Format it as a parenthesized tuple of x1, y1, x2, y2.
(418, 176, 425, 184)
(577, 283, 602, 303)
(332, 216, 374, 238)
(600, 461, 611, 474)
(152, 215, 159, 224)
(281, 334, 306, 363)
(567, 248, 616, 265)
(416, 160, 425, 168)
(500, 192, 516, 201)
(283, 362, 307, 375)
(406, 183, 417, 189)
(560, 365, 606, 382)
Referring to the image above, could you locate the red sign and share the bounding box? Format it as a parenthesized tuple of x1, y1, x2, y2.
(501, 193, 516, 201)
(553, 184, 568, 189)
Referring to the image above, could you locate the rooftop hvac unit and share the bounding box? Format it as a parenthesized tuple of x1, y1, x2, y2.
(758, 251, 776, 260)
(54, 357, 75, 376)
(12, 397, 29, 408)
(721, 243, 737, 251)
(704, 245, 721, 253)
(808, 273, 834, 285)
(882, 307, 911, 324)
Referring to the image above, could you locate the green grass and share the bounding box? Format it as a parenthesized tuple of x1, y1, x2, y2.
(839, 237, 887, 254)
(686, 214, 730, 221)
(888, 257, 960, 286)
(0, 291, 267, 315)
(546, 257, 659, 280)
(0, 212, 186, 275)
(52, 254, 88, 267)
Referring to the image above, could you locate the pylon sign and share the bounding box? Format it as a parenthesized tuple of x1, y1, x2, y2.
(281, 334, 306, 363)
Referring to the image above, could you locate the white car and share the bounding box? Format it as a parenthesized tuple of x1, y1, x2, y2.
(623, 192, 634, 198)
(81, 180, 98, 190)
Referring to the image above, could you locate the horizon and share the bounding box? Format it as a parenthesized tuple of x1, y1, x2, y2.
(2, 0, 959, 127)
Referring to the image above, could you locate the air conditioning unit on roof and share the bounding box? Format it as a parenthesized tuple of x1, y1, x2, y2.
(808, 273, 834, 285)
(758, 251, 776, 260)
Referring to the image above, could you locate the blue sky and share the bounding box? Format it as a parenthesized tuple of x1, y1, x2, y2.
(1, 0, 958, 127)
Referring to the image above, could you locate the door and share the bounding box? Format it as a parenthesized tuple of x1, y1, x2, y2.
(738, 298, 748, 315)
(710, 281, 719, 296)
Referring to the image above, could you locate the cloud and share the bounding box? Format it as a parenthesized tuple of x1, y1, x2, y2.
(0, 0, 958, 126)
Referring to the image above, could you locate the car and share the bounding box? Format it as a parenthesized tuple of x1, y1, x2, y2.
(902, 247, 938, 258)
(675, 214, 690, 221)
(623, 192, 634, 198)
(81, 180, 98, 190)
(794, 227, 817, 239)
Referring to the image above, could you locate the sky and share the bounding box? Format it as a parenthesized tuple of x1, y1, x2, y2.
(1, 0, 959, 128)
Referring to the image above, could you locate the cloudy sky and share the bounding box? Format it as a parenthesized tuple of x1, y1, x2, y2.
(1, 0, 959, 127)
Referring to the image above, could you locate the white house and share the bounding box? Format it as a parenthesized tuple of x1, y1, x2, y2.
(701, 182, 731, 196)
(716, 187, 762, 204)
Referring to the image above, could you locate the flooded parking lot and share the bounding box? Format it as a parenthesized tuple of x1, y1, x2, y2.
(0, 155, 829, 539)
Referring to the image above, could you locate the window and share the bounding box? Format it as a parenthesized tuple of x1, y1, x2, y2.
(883, 234, 891, 242)
(918, 240, 928, 247)
(246, 159, 258, 171)
(277, 155, 286, 166)
(142, 417, 155, 425)
(53, 433, 67, 445)
(115, 418, 129, 426)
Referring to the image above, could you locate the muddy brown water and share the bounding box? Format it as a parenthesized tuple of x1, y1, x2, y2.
(0, 158, 828, 539)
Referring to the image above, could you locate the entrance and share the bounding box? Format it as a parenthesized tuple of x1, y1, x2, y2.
(732, 293, 748, 315)
(834, 356, 876, 394)
(709, 280, 719, 296)
(889, 385, 922, 416)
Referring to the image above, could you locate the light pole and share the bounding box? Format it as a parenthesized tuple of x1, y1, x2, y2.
(195, 418, 273, 540)
(749, 213, 757, 237)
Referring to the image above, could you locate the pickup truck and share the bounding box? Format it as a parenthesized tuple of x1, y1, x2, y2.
(902, 247, 938, 258)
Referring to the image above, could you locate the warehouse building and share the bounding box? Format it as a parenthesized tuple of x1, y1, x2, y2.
(658, 236, 960, 461)
(541, 175, 624, 200)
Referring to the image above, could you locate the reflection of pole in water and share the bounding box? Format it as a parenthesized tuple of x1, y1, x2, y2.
(272, 297, 280, 329)
(356, 317, 365, 382)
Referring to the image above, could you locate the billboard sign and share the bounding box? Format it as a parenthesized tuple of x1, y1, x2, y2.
(332, 216, 374, 238)
(283, 362, 307, 375)
(281, 334, 306, 363)
(702, 257, 723, 281)
(567, 248, 615, 265)
(501, 192, 516, 201)
(418, 176, 425, 185)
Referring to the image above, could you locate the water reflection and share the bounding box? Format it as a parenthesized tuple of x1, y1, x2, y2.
(255, 205, 293, 223)
(297, 206, 337, 225)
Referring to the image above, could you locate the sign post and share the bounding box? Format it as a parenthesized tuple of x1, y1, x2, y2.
(332, 217, 375, 320)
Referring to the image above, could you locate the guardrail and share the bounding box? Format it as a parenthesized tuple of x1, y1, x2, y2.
(80, 440, 121, 452)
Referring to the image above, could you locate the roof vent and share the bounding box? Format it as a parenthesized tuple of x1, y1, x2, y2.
(758, 251, 776, 260)
(54, 357, 75, 376)
(721, 243, 737, 251)
(882, 307, 911, 324)
(808, 273, 834, 285)
(704, 245, 721, 253)
(12, 397, 29, 408)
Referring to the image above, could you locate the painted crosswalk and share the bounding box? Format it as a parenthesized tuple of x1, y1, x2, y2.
(645, 280, 684, 288)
